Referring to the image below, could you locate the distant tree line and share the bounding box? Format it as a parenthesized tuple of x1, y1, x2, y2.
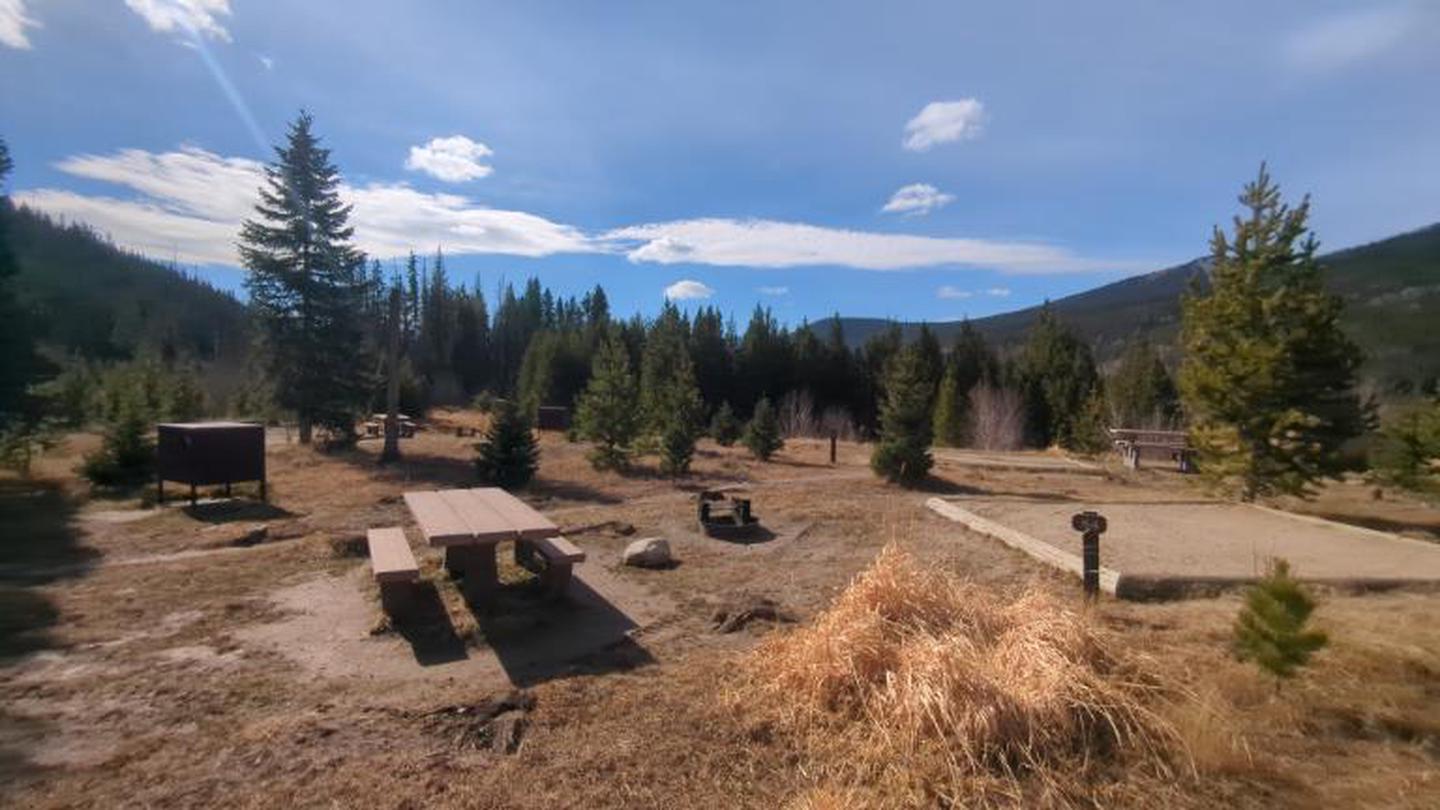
(5, 117, 1433, 501)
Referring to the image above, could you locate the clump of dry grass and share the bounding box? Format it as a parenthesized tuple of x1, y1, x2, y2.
(734, 544, 1177, 804)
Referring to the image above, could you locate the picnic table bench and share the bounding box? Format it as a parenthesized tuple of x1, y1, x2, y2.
(1108, 428, 1195, 473)
(367, 527, 420, 615)
(401, 487, 583, 600)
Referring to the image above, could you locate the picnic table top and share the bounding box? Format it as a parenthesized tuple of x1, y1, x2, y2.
(402, 487, 559, 547)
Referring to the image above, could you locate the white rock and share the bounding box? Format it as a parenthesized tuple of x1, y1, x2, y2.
(622, 537, 673, 568)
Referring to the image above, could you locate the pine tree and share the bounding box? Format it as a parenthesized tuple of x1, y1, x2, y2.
(1371, 400, 1440, 495)
(1179, 165, 1368, 500)
(81, 385, 155, 486)
(710, 401, 741, 447)
(575, 332, 639, 470)
(871, 345, 934, 486)
(743, 395, 784, 461)
(1233, 558, 1327, 688)
(1019, 305, 1100, 450)
(1107, 338, 1179, 429)
(0, 137, 47, 426)
(239, 112, 372, 444)
(932, 362, 964, 447)
(474, 398, 539, 489)
(657, 352, 704, 476)
(639, 301, 690, 433)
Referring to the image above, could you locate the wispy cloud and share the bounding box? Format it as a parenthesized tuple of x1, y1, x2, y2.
(605, 218, 1128, 274)
(902, 99, 985, 152)
(1283, 5, 1419, 72)
(18, 145, 1140, 277)
(0, 0, 39, 50)
(15, 146, 591, 265)
(882, 183, 955, 216)
(664, 279, 714, 301)
(256, 54, 274, 70)
(125, 0, 233, 43)
(936, 285, 972, 299)
(757, 286, 789, 296)
(404, 135, 494, 182)
(986, 287, 1011, 297)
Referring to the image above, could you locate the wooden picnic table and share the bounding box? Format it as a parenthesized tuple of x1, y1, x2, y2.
(401, 487, 581, 598)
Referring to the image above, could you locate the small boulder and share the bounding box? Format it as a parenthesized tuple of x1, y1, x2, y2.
(622, 537, 673, 569)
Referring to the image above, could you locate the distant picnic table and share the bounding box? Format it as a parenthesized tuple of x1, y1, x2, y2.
(401, 487, 585, 600)
(1108, 428, 1195, 473)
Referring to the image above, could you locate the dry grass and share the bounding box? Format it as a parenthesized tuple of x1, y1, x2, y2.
(733, 544, 1179, 806)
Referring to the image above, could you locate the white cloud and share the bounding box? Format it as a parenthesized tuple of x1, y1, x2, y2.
(882, 183, 955, 216)
(125, 0, 232, 42)
(663, 279, 714, 301)
(1283, 6, 1418, 72)
(18, 146, 1137, 277)
(257, 54, 274, 70)
(405, 135, 494, 182)
(15, 145, 593, 265)
(757, 286, 789, 296)
(902, 99, 985, 152)
(986, 287, 1011, 297)
(0, 0, 40, 49)
(605, 218, 1126, 274)
(936, 285, 972, 299)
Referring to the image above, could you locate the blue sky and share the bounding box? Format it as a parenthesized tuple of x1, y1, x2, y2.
(2, 1, 1438, 325)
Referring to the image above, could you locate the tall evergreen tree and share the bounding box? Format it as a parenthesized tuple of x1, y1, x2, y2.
(639, 300, 690, 433)
(1107, 338, 1179, 429)
(657, 350, 704, 475)
(239, 112, 372, 443)
(871, 345, 935, 485)
(1018, 305, 1100, 450)
(932, 362, 964, 447)
(575, 332, 640, 470)
(1179, 165, 1368, 500)
(0, 138, 47, 425)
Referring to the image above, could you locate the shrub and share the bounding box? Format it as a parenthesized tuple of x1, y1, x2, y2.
(744, 396, 784, 461)
(474, 399, 539, 489)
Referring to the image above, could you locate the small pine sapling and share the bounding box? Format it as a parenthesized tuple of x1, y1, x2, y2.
(1233, 558, 1328, 689)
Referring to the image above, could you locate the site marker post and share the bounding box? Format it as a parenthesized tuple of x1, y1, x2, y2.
(1071, 510, 1107, 601)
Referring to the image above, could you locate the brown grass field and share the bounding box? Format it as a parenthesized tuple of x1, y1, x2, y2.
(2, 408, 1438, 808)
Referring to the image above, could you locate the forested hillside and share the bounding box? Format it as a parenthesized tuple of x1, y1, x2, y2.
(2, 202, 248, 364)
(837, 223, 1440, 393)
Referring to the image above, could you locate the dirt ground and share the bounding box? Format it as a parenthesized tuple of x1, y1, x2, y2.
(940, 493, 1440, 583)
(2, 410, 1438, 808)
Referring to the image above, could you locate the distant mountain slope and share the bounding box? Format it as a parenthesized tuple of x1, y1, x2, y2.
(3, 202, 249, 364)
(836, 223, 1440, 391)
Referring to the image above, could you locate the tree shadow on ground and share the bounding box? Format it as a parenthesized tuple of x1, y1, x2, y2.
(391, 581, 468, 666)
(915, 475, 1082, 502)
(469, 576, 655, 689)
(1303, 511, 1440, 541)
(0, 477, 91, 803)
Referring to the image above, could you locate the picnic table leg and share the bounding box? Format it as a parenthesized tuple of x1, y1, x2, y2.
(445, 544, 498, 602)
(514, 539, 539, 572)
(540, 562, 573, 598)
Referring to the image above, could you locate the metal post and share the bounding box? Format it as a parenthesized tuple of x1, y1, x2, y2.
(1070, 511, 1107, 601)
(829, 431, 837, 465)
(381, 287, 403, 463)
